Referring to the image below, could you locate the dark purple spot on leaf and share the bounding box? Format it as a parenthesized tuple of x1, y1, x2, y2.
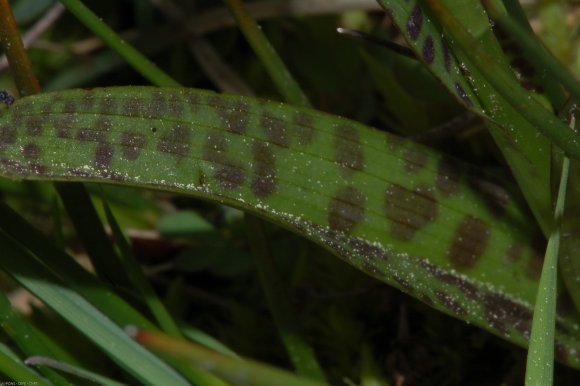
(99, 95, 116, 114)
(25, 116, 43, 136)
(335, 124, 364, 175)
(435, 291, 467, 316)
(120, 131, 147, 161)
(442, 41, 452, 72)
(294, 113, 315, 146)
(454, 83, 473, 107)
(81, 92, 95, 111)
(403, 146, 428, 173)
(157, 124, 191, 158)
(251, 142, 277, 197)
(209, 96, 249, 135)
(261, 113, 290, 148)
(0, 125, 16, 150)
(202, 132, 246, 189)
(385, 183, 438, 241)
(22, 143, 40, 159)
(420, 259, 480, 299)
(449, 215, 490, 269)
(394, 276, 415, 293)
(328, 186, 366, 233)
(95, 143, 114, 169)
(422, 35, 435, 64)
(407, 5, 423, 41)
(483, 292, 532, 337)
(436, 157, 461, 197)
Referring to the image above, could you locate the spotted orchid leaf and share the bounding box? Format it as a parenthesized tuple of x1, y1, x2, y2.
(377, 0, 554, 235)
(1, 87, 580, 368)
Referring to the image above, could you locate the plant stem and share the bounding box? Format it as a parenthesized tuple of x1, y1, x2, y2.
(223, 0, 311, 107)
(0, 0, 40, 96)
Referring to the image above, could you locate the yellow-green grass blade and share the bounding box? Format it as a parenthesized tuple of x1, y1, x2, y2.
(131, 328, 329, 386)
(1, 87, 580, 368)
(0, 345, 49, 385)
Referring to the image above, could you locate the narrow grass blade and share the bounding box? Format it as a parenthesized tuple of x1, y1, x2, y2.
(223, 0, 311, 107)
(525, 156, 570, 385)
(245, 215, 326, 380)
(57, 0, 179, 87)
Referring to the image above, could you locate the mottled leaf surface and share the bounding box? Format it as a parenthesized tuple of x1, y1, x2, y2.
(1, 87, 580, 368)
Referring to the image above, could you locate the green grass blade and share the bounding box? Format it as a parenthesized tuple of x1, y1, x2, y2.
(2, 87, 580, 368)
(223, 0, 311, 107)
(101, 197, 181, 337)
(57, 0, 179, 87)
(131, 328, 329, 386)
(0, 231, 188, 385)
(525, 155, 570, 385)
(245, 215, 326, 380)
(55, 182, 132, 287)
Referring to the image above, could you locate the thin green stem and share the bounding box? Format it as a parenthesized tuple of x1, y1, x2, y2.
(525, 156, 568, 385)
(58, 0, 179, 87)
(0, 0, 40, 96)
(245, 216, 326, 381)
(223, 0, 311, 107)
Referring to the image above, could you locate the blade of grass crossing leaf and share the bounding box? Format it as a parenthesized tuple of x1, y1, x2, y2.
(219, 2, 325, 378)
(0, 291, 70, 385)
(0, 231, 189, 385)
(101, 195, 181, 337)
(57, 0, 179, 87)
(245, 216, 326, 380)
(223, 0, 310, 107)
(55, 182, 133, 287)
(526, 156, 569, 386)
(132, 328, 330, 386)
(26, 356, 129, 386)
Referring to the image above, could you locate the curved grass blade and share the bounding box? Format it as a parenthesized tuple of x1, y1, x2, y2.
(1, 87, 580, 368)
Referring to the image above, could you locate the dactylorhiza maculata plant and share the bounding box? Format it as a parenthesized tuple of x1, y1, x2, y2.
(1, 0, 580, 384)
